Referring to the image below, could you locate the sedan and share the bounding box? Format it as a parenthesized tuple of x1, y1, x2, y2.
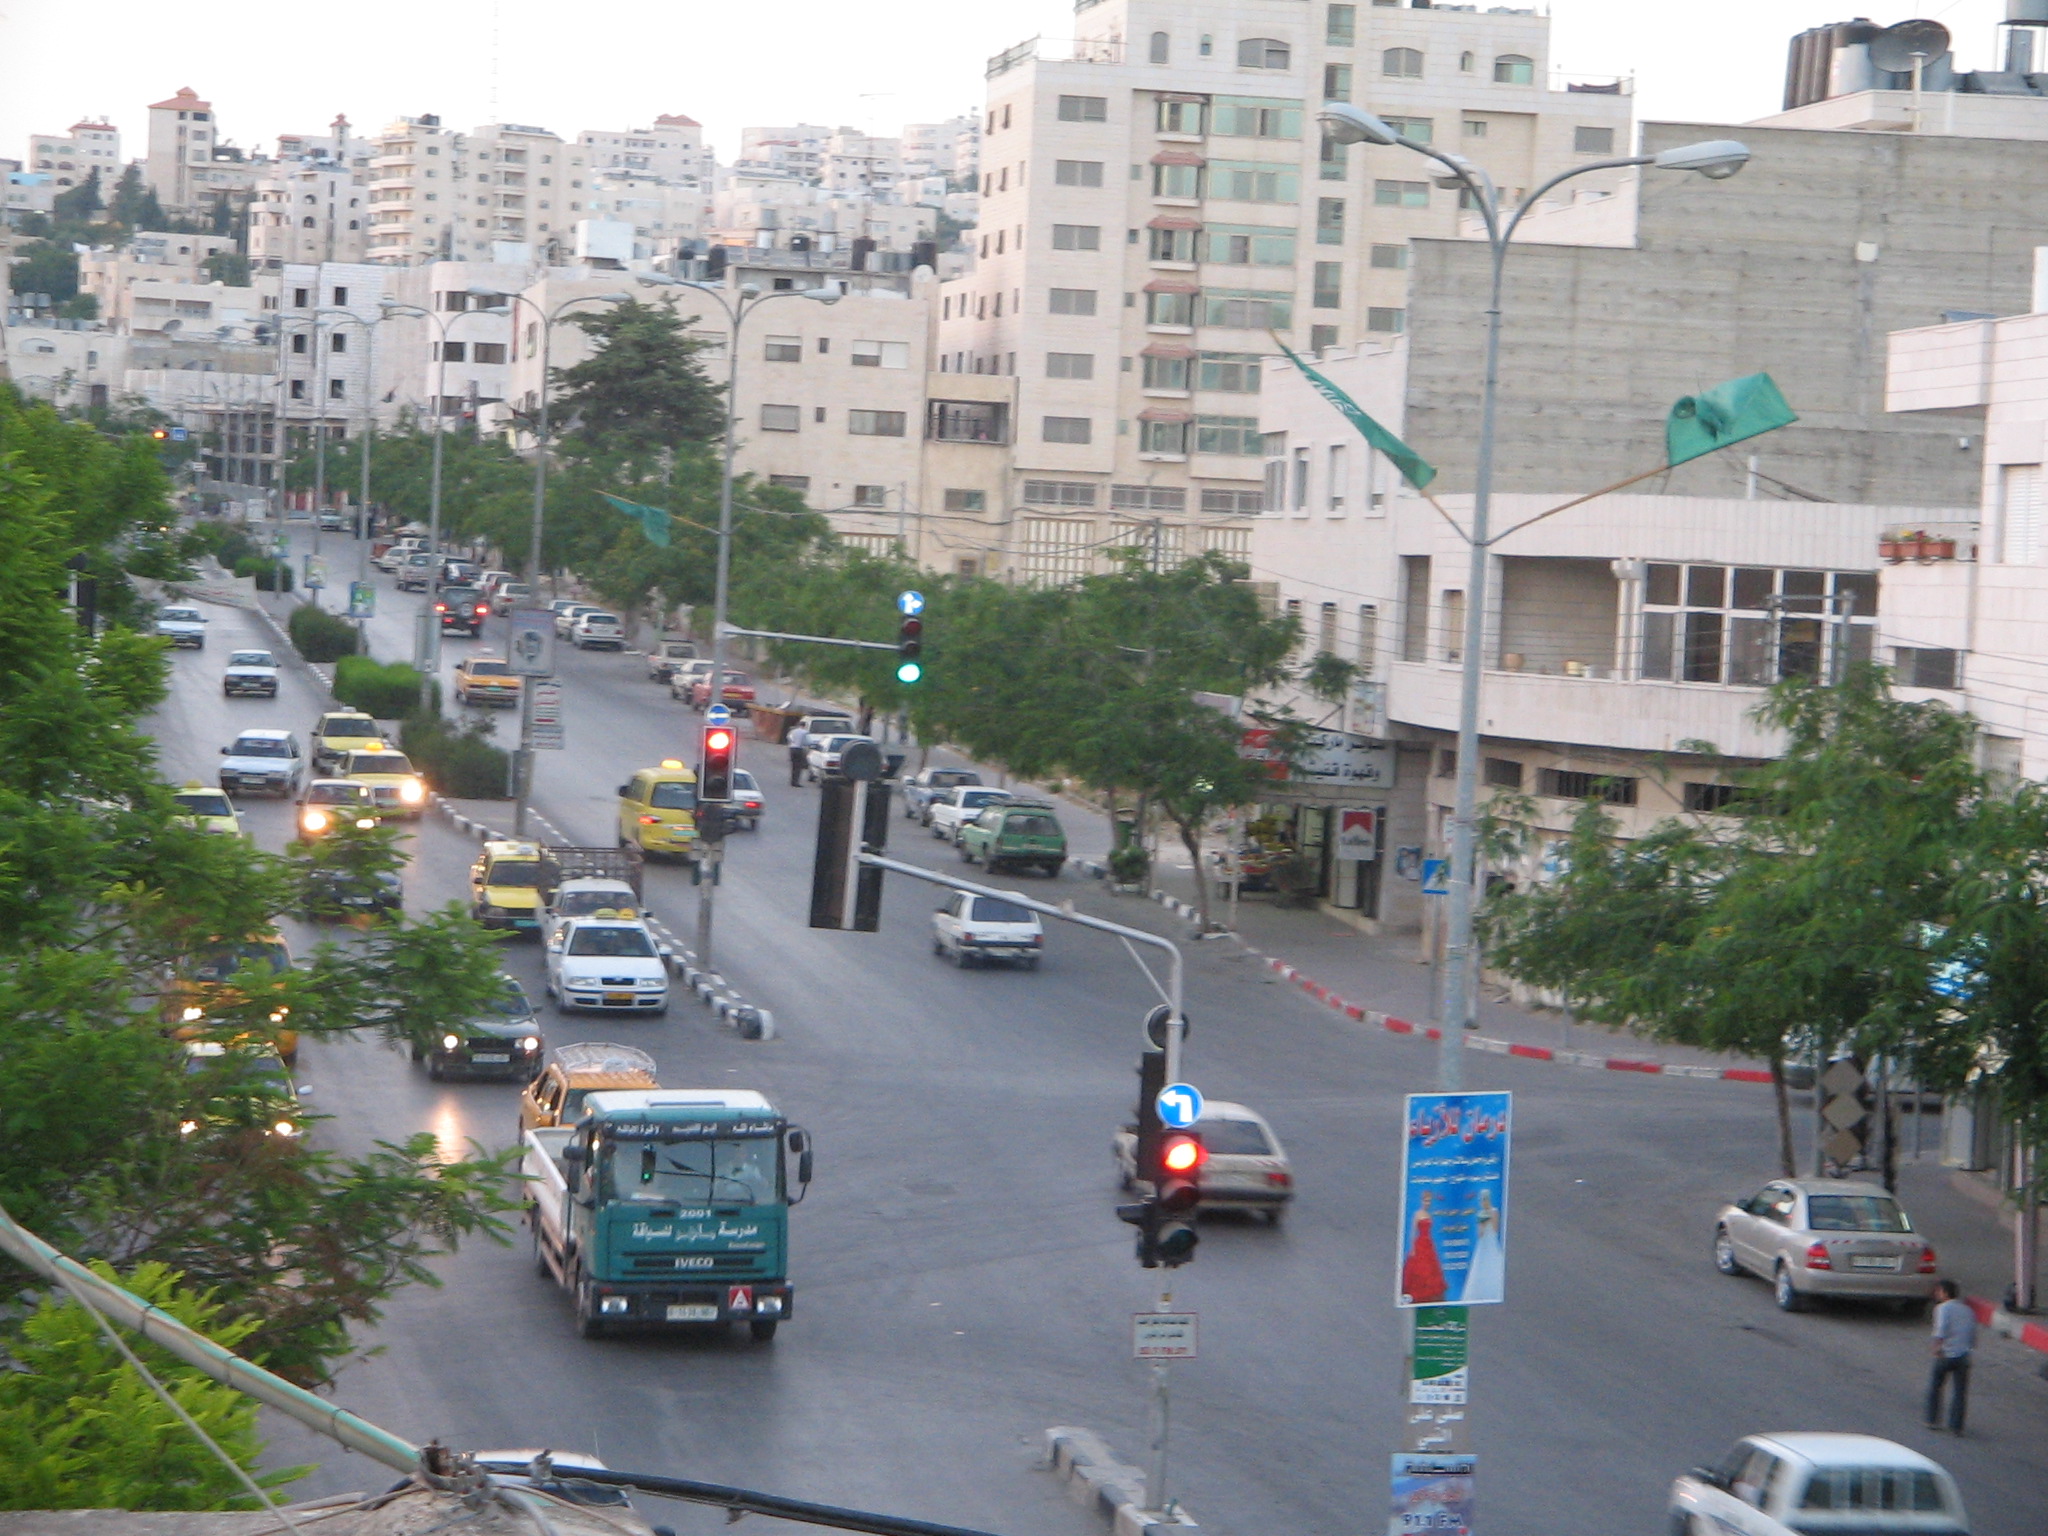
(416, 976, 545, 1082)
(222, 649, 279, 697)
(689, 669, 754, 711)
(806, 733, 876, 783)
(218, 729, 304, 798)
(490, 581, 533, 616)
(1713, 1178, 1940, 1313)
(554, 604, 601, 637)
(1113, 1101, 1294, 1226)
(295, 779, 377, 842)
(156, 605, 208, 649)
(1670, 1433, 1967, 1536)
(570, 610, 626, 650)
(728, 768, 765, 830)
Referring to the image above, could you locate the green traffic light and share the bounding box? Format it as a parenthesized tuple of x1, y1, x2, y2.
(896, 661, 923, 685)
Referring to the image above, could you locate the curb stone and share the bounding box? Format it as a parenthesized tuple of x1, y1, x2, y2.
(1968, 1296, 2048, 1357)
(1042, 1428, 1198, 1536)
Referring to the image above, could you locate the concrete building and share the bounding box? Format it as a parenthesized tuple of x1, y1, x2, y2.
(275, 263, 392, 506)
(375, 258, 523, 427)
(586, 172, 711, 256)
(935, 0, 1633, 580)
(145, 88, 226, 211)
(901, 114, 981, 185)
(366, 117, 591, 266)
(78, 232, 244, 324)
(28, 120, 122, 191)
(5, 163, 56, 219)
(249, 161, 367, 270)
(577, 117, 715, 186)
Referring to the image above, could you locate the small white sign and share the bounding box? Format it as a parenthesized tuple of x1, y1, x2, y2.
(1336, 806, 1384, 862)
(508, 608, 556, 678)
(1133, 1312, 1198, 1360)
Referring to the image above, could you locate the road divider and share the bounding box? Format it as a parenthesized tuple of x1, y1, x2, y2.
(1043, 1427, 1199, 1536)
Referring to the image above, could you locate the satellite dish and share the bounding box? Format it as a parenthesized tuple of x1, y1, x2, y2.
(1869, 18, 1952, 72)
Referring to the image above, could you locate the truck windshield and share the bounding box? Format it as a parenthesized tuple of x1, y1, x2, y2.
(604, 1137, 779, 1206)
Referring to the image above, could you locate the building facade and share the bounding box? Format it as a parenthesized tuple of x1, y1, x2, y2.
(366, 118, 592, 266)
(249, 162, 368, 270)
(28, 120, 122, 191)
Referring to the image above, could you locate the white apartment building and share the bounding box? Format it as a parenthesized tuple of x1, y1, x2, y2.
(737, 125, 832, 183)
(146, 88, 239, 212)
(901, 115, 981, 184)
(578, 117, 715, 186)
(375, 259, 523, 425)
(275, 263, 392, 502)
(249, 161, 368, 270)
(586, 172, 712, 255)
(366, 118, 592, 265)
(935, 0, 1633, 581)
(28, 120, 122, 190)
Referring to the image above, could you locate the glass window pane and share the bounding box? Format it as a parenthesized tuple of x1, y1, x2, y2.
(1644, 563, 1681, 607)
(1686, 565, 1726, 608)
(1834, 570, 1879, 617)
(1683, 611, 1724, 682)
(1731, 568, 1774, 610)
(1728, 617, 1773, 685)
(1641, 611, 1674, 680)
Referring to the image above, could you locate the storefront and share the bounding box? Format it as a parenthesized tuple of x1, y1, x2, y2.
(1235, 728, 1422, 925)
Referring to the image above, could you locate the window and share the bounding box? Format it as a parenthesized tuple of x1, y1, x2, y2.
(1143, 354, 1190, 390)
(770, 474, 811, 492)
(1574, 125, 1616, 155)
(1203, 291, 1292, 329)
(1313, 262, 1343, 309)
(1212, 98, 1304, 139)
(945, 488, 987, 513)
(1140, 419, 1189, 455)
(291, 333, 309, 355)
(1367, 307, 1406, 333)
(764, 335, 802, 362)
(328, 379, 345, 399)
(1058, 95, 1109, 123)
(1538, 768, 1637, 806)
(1441, 590, 1465, 661)
(1291, 448, 1311, 510)
(1465, 118, 1489, 138)
(1149, 226, 1198, 261)
(1203, 225, 1295, 264)
(1317, 198, 1346, 246)
(1023, 480, 1097, 508)
(852, 485, 888, 508)
(1153, 163, 1203, 198)
(1461, 51, 1477, 73)
(1484, 758, 1524, 790)
(1023, 517, 1097, 584)
(1375, 179, 1430, 208)
(849, 409, 908, 437)
(1895, 647, 1959, 689)
(1370, 243, 1409, 269)
(1150, 31, 1170, 64)
(1050, 287, 1099, 317)
(2002, 464, 2041, 563)
(331, 286, 348, 305)
(1211, 161, 1300, 202)
(760, 403, 801, 432)
(1203, 488, 1265, 516)
(1113, 485, 1188, 512)
(1384, 116, 1434, 145)
(472, 342, 507, 364)
(1324, 64, 1354, 101)
(1237, 37, 1292, 70)
(1157, 99, 1206, 134)
(1641, 563, 1877, 686)
(1327, 4, 1356, 45)
(1683, 782, 1742, 813)
(1053, 223, 1101, 251)
(1198, 353, 1262, 392)
(1055, 159, 1104, 187)
(852, 339, 911, 369)
(1356, 605, 1378, 671)
(1147, 291, 1196, 326)
(1494, 54, 1535, 84)
(1319, 133, 1348, 183)
(928, 401, 1009, 443)
(1310, 324, 1340, 353)
(289, 379, 306, 399)
(1043, 416, 1093, 445)
(1326, 444, 1348, 510)
(433, 340, 466, 362)
(1383, 47, 1424, 78)
(1046, 352, 1095, 380)
(1196, 415, 1262, 456)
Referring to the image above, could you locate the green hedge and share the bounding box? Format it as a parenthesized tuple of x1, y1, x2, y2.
(287, 603, 359, 663)
(333, 656, 425, 721)
(233, 555, 293, 592)
(401, 714, 511, 800)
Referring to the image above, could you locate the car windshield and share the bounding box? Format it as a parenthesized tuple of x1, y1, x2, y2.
(306, 783, 369, 804)
(488, 859, 541, 887)
(467, 660, 512, 676)
(193, 940, 288, 982)
(559, 889, 634, 916)
(1200, 1119, 1275, 1156)
(567, 926, 657, 958)
(1798, 1466, 1951, 1512)
(324, 717, 377, 737)
(489, 979, 532, 1020)
(933, 770, 980, 788)
(161, 609, 201, 622)
(352, 754, 414, 776)
(649, 782, 696, 810)
(603, 1136, 778, 1206)
(1005, 814, 1061, 837)
(230, 737, 292, 758)
(1806, 1194, 1913, 1233)
(228, 651, 274, 667)
(971, 897, 1035, 924)
(175, 791, 234, 818)
(961, 790, 1006, 807)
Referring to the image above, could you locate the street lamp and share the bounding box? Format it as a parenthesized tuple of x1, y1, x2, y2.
(638, 270, 840, 965)
(1317, 103, 1749, 1091)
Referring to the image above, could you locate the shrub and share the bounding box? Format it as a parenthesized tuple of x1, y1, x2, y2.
(333, 656, 424, 721)
(401, 714, 511, 800)
(287, 603, 359, 663)
(233, 555, 293, 592)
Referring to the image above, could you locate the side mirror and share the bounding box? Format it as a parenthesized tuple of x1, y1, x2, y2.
(220, 746, 230, 754)
(615, 784, 629, 797)
(797, 1150, 814, 1186)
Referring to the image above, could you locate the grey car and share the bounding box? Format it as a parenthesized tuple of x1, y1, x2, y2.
(1713, 1178, 1940, 1313)
(903, 766, 982, 823)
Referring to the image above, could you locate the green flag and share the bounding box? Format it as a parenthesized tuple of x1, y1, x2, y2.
(1666, 373, 1798, 467)
(599, 492, 671, 548)
(1273, 338, 1436, 490)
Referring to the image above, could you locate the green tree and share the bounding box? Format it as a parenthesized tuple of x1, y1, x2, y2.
(201, 251, 250, 287)
(552, 299, 724, 456)
(9, 243, 79, 305)
(105, 165, 158, 232)
(51, 169, 103, 225)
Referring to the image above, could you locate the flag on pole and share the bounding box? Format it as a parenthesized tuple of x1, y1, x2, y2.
(599, 492, 672, 548)
(1665, 373, 1798, 467)
(1272, 337, 1437, 490)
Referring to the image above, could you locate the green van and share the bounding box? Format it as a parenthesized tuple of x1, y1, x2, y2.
(959, 799, 1067, 877)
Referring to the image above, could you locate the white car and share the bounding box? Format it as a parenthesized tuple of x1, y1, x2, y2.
(931, 889, 1043, 969)
(491, 581, 533, 615)
(218, 729, 305, 798)
(1113, 1101, 1294, 1225)
(222, 649, 279, 698)
(929, 785, 1013, 843)
(543, 876, 643, 948)
(545, 915, 671, 1014)
(554, 604, 602, 638)
(805, 733, 877, 783)
(668, 658, 715, 701)
(1669, 1433, 1967, 1536)
(570, 610, 625, 650)
(156, 605, 208, 649)
(373, 538, 426, 573)
(396, 552, 438, 591)
(476, 570, 514, 598)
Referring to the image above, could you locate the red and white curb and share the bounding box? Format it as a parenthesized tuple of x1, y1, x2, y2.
(1969, 1296, 2048, 1357)
(1253, 953, 1776, 1085)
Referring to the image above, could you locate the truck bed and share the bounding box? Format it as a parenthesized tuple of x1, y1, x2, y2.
(541, 847, 645, 898)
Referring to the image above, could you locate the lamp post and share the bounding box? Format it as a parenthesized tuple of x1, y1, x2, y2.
(637, 272, 840, 967)
(1318, 106, 1750, 1091)
(315, 310, 399, 623)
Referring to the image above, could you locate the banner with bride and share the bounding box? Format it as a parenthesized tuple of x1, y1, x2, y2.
(1397, 1092, 1511, 1308)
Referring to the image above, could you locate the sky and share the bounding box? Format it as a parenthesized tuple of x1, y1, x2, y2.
(0, 0, 2017, 165)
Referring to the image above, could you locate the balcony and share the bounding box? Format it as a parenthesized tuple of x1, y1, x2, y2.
(987, 34, 1123, 78)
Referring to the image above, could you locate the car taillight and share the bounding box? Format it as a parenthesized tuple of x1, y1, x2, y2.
(1918, 1245, 1939, 1274)
(1030, 934, 1044, 945)
(1805, 1242, 1832, 1271)
(435, 604, 447, 613)
(639, 815, 661, 825)
(1267, 1171, 1292, 1187)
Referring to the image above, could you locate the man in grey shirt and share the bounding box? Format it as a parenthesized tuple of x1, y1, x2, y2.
(1925, 1278, 1976, 1432)
(786, 725, 810, 787)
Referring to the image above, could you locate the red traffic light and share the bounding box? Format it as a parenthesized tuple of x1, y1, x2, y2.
(1162, 1135, 1205, 1175)
(705, 727, 734, 753)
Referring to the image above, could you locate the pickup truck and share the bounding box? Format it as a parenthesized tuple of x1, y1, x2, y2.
(928, 785, 1013, 844)
(524, 1088, 811, 1339)
(372, 536, 427, 573)
(646, 638, 698, 683)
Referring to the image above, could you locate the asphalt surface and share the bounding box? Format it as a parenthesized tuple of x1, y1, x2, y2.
(145, 533, 2048, 1536)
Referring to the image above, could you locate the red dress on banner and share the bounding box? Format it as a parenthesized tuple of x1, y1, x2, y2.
(1401, 1202, 1448, 1304)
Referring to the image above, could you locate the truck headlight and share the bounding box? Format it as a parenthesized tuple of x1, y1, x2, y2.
(400, 781, 425, 805)
(441, 1034, 460, 1051)
(600, 1295, 630, 1314)
(755, 1296, 784, 1315)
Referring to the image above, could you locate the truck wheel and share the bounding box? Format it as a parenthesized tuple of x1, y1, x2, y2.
(575, 1273, 606, 1338)
(749, 1319, 778, 1342)
(532, 1211, 551, 1276)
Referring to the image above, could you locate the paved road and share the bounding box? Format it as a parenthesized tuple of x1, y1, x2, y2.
(147, 538, 2048, 1536)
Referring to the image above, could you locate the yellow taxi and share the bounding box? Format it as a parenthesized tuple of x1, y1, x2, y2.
(616, 760, 700, 860)
(309, 712, 384, 774)
(339, 744, 427, 818)
(453, 655, 523, 708)
(165, 932, 300, 1065)
(470, 839, 546, 934)
(518, 1041, 659, 1134)
(171, 781, 244, 837)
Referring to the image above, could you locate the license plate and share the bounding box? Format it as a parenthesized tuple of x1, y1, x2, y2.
(666, 1304, 719, 1322)
(1850, 1255, 1901, 1271)
(472, 1053, 510, 1064)
(603, 992, 633, 1005)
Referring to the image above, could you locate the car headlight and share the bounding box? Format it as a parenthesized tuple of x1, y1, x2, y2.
(179, 1118, 199, 1137)
(272, 1119, 299, 1138)
(399, 781, 424, 804)
(355, 816, 376, 829)
(518, 1035, 540, 1052)
(302, 809, 330, 832)
(269, 1007, 289, 1023)
(181, 1006, 204, 1023)
(441, 1034, 460, 1051)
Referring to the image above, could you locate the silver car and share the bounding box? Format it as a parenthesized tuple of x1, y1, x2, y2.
(1113, 1101, 1294, 1226)
(1713, 1178, 1939, 1313)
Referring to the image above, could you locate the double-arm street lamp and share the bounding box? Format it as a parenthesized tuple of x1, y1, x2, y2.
(1317, 103, 1750, 1092)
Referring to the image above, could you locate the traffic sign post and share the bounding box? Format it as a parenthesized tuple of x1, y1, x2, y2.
(525, 681, 564, 752)
(1135, 1300, 1195, 1514)
(1156, 1083, 1203, 1130)
(1133, 1311, 1197, 1359)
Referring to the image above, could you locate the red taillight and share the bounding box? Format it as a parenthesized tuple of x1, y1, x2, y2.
(1805, 1242, 1832, 1271)
(434, 603, 448, 613)
(1267, 1171, 1293, 1187)
(1919, 1245, 1939, 1274)
(638, 815, 661, 825)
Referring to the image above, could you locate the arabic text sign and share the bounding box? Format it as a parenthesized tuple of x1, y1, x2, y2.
(1397, 1093, 1510, 1309)
(1133, 1312, 1198, 1360)
(1409, 1307, 1469, 1404)
(1239, 727, 1396, 787)
(1390, 1453, 1474, 1536)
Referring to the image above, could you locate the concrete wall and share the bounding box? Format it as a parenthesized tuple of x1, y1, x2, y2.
(1497, 556, 1616, 673)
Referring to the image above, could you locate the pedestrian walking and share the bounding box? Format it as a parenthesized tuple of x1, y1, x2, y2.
(1925, 1278, 1976, 1433)
(787, 724, 810, 787)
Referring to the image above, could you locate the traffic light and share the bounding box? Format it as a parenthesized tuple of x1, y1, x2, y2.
(896, 589, 924, 685)
(150, 427, 169, 442)
(700, 721, 735, 802)
(1116, 1045, 1200, 1268)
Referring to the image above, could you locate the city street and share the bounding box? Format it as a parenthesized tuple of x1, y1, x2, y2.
(148, 543, 2048, 1536)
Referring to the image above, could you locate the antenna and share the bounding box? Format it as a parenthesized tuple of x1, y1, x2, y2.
(1868, 18, 1951, 72)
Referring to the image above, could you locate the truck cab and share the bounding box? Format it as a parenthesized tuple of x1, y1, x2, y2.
(471, 839, 546, 933)
(524, 1089, 812, 1339)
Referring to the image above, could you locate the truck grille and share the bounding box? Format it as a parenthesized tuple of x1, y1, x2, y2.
(625, 1253, 764, 1276)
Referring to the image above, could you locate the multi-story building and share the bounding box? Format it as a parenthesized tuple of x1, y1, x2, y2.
(577, 117, 715, 187)
(374, 258, 523, 426)
(249, 161, 367, 270)
(736, 125, 832, 183)
(901, 115, 981, 185)
(586, 172, 712, 256)
(146, 88, 223, 211)
(935, 0, 1633, 581)
(366, 117, 591, 266)
(820, 129, 903, 199)
(78, 231, 242, 323)
(28, 120, 122, 191)
(275, 263, 392, 507)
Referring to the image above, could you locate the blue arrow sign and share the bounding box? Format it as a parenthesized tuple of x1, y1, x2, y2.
(897, 589, 925, 616)
(706, 703, 731, 726)
(1156, 1084, 1204, 1130)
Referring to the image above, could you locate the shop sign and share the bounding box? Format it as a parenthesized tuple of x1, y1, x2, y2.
(1336, 807, 1383, 862)
(1239, 727, 1396, 787)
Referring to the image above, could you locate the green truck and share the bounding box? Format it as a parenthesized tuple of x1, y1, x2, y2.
(524, 1089, 811, 1339)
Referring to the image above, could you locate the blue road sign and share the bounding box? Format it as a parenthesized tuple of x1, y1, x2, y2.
(1156, 1083, 1204, 1130)
(1421, 858, 1449, 896)
(169, 425, 189, 442)
(897, 589, 925, 616)
(706, 703, 732, 726)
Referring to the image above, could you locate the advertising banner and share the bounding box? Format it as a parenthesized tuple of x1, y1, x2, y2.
(1390, 1453, 1475, 1536)
(1397, 1093, 1510, 1308)
(1336, 806, 1382, 861)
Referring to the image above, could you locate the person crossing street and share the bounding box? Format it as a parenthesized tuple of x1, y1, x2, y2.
(1925, 1278, 1976, 1434)
(786, 724, 810, 787)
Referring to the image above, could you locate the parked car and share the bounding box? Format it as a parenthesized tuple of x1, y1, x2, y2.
(728, 768, 765, 830)
(316, 508, 346, 532)
(689, 669, 754, 711)
(805, 733, 877, 784)
(372, 537, 426, 573)
(1668, 1433, 1967, 1536)
(1114, 1100, 1294, 1225)
(155, 605, 208, 649)
(570, 610, 626, 650)
(476, 570, 514, 598)
(646, 637, 699, 683)
(553, 603, 601, 637)
(904, 766, 982, 823)
(490, 581, 533, 616)
(453, 654, 522, 707)
(667, 658, 715, 702)
(218, 729, 305, 798)
(1713, 1178, 1940, 1313)
(415, 975, 544, 1082)
(435, 586, 491, 636)
(931, 890, 1044, 969)
(929, 785, 1013, 843)
(221, 649, 279, 698)
(396, 552, 438, 591)
(959, 798, 1066, 876)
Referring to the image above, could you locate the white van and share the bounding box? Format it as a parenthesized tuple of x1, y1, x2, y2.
(1669, 1433, 1967, 1536)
